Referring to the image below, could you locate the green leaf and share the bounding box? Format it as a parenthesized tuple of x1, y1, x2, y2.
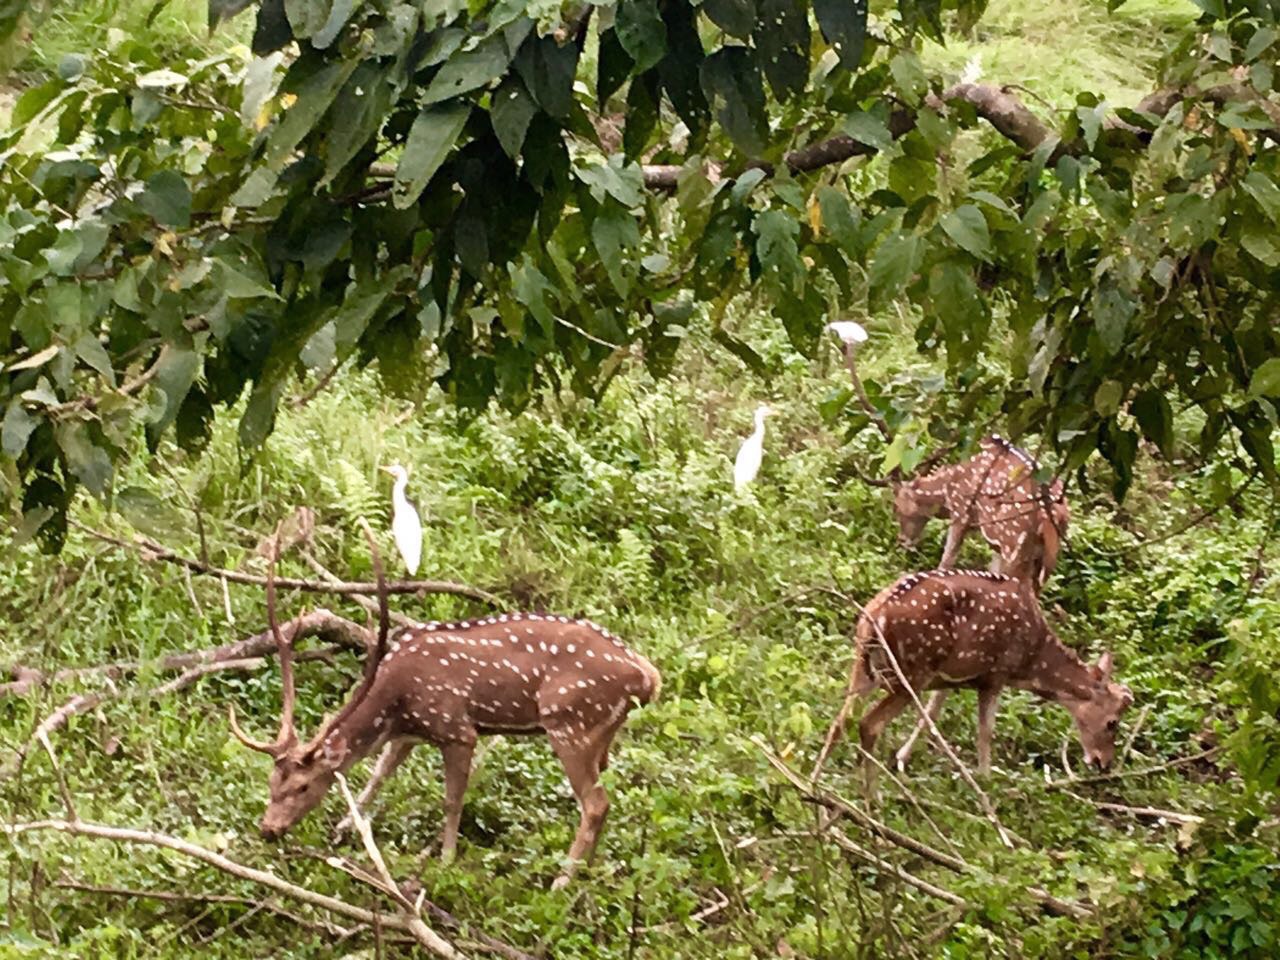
(1241, 227, 1280, 266)
(592, 201, 642, 297)
(1, 402, 37, 458)
(393, 102, 471, 209)
(217, 258, 281, 299)
(841, 109, 892, 150)
(514, 34, 578, 121)
(56, 421, 112, 496)
(322, 61, 395, 184)
(702, 0, 755, 38)
(700, 47, 768, 156)
(814, 0, 867, 69)
(711, 327, 770, 378)
(491, 77, 537, 160)
(423, 32, 513, 104)
(146, 345, 200, 445)
(264, 59, 357, 169)
(116, 485, 186, 539)
(209, 0, 256, 29)
(616, 0, 667, 73)
(1241, 171, 1280, 223)
(753, 0, 808, 99)
(597, 28, 633, 103)
(1132, 388, 1174, 455)
(868, 230, 922, 296)
(753, 209, 803, 294)
(137, 170, 191, 228)
(1249, 358, 1280, 398)
(1093, 282, 1134, 355)
(73, 335, 116, 386)
(939, 204, 991, 260)
(576, 156, 645, 208)
(817, 186, 861, 256)
(1094, 380, 1124, 416)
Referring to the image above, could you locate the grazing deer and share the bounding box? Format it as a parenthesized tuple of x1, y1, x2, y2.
(814, 570, 1132, 780)
(893, 435, 1069, 590)
(229, 537, 661, 890)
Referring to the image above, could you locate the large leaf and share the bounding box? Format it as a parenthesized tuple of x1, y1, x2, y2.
(491, 77, 537, 159)
(615, 0, 667, 73)
(264, 58, 357, 169)
(702, 0, 756, 37)
(753, 209, 803, 295)
(753, 0, 809, 99)
(814, 0, 868, 69)
(1248, 357, 1280, 398)
(137, 170, 191, 228)
(422, 31, 515, 104)
(939, 204, 991, 260)
(699, 47, 767, 156)
(392, 102, 471, 209)
(591, 201, 642, 297)
(868, 229, 922, 296)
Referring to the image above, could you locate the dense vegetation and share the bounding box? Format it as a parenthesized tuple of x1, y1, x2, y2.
(2, 0, 1279, 957)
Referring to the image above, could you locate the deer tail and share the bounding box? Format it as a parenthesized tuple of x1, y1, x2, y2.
(629, 650, 663, 705)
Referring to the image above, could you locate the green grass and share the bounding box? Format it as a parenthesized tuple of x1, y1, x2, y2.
(925, 0, 1199, 105)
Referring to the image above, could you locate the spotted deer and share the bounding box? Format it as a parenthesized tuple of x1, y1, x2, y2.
(893, 435, 1069, 590)
(229, 538, 661, 890)
(814, 570, 1132, 780)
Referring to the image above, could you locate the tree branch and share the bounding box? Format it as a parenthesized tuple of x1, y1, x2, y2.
(70, 522, 504, 607)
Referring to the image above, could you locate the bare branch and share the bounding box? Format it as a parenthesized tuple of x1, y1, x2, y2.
(335, 774, 464, 959)
(70, 522, 504, 607)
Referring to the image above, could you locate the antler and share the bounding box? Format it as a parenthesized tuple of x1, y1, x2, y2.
(228, 527, 298, 756)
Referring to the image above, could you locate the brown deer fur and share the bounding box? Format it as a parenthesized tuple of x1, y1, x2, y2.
(893, 436, 1069, 590)
(816, 570, 1131, 778)
(230, 539, 660, 890)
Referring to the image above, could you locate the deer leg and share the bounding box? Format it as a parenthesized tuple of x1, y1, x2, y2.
(438, 739, 475, 863)
(858, 689, 913, 793)
(976, 687, 1000, 776)
(548, 723, 618, 891)
(893, 690, 949, 772)
(812, 656, 871, 779)
(939, 519, 967, 569)
(335, 739, 415, 834)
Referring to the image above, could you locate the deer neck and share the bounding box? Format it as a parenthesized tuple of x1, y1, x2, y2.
(317, 688, 391, 772)
(906, 466, 957, 505)
(1020, 633, 1096, 704)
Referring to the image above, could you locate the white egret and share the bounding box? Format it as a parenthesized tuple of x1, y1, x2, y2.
(380, 464, 422, 576)
(826, 320, 868, 346)
(733, 405, 775, 491)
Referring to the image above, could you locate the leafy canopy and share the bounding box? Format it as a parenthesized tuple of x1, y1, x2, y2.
(2, 0, 1280, 548)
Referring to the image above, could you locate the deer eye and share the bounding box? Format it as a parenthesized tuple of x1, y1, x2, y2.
(1106, 720, 1119, 732)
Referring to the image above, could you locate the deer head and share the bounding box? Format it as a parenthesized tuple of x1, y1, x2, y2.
(229, 522, 389, 840)
(892, 480, 946, 549)
(1060, 652, 1134, 770)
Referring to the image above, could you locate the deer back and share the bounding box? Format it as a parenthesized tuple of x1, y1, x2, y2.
(854, 570, 1050, 693)
(359, 613, 661, 746)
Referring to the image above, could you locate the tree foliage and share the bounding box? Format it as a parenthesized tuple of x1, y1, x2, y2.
(2, 0, 1279, 546)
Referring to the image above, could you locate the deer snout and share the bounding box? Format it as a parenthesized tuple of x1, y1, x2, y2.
(259, 819, 286, 842)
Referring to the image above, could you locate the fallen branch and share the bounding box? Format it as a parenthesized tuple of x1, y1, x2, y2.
(3, 609, 367, 698)
(335, 774, 464, 959)
(2, 819, 448, 942)
(52, 879, 361, 938)
(71, 522, 503, 607)
(761, 741, 1092, 920)
(826, 826, 969, 908)
(1064, 792, 1206, 827)
(1044, 747, 1221, 789)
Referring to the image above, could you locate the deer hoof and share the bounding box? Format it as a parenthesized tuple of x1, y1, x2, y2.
(550, 874, 572, 892)
(439, 846, 457, 865)
(893, 749, 911, 773)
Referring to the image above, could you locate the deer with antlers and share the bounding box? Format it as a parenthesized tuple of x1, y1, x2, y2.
(813, 570, 1132, 780)
(229, 531, 661, 890)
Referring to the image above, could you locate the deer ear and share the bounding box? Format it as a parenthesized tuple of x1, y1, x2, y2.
(319, 734, 348, 770)
(1096, 651, 1114, 680)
